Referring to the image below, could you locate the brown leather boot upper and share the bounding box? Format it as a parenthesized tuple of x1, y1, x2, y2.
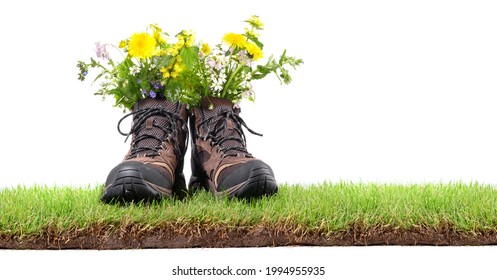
(189, 97, 277, 199)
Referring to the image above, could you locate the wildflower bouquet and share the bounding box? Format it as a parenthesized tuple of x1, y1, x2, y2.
(77, 24, 198, 110)
(183, 15, 303, 106)
(77, 17, 302, 110)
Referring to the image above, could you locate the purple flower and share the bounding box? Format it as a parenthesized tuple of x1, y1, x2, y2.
(137, 79, 141, 84)
(149, 90, 156, 98)
(83, 71, 88, 76)
(94, 42, 109, 59)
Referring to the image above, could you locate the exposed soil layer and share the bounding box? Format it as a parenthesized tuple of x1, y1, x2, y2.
(2, 224, 497, 249)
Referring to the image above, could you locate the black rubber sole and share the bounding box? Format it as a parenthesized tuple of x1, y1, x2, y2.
(189, 164, 278, 200)
(102, 163, 186, 204)
(228, 165, 278, 199)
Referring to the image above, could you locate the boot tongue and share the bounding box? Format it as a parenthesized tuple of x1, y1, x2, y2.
(200, 98, 246, 156)
(131, 98, 177, 157)
(135, 98, 178, 112)
(200, 97, 235, 117)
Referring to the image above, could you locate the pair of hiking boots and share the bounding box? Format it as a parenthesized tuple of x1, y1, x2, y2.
(101, 97, 278, 203)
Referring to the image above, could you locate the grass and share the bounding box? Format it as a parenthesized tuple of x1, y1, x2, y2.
(1, 181, 497, 238)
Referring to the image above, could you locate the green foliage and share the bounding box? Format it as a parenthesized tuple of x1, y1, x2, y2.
(252, 50, 304, 84)
(180, 45, 199, 70)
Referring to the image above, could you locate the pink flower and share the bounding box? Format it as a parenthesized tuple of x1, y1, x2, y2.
(206, 58, 215, 68)
(95, 42, 109, 59)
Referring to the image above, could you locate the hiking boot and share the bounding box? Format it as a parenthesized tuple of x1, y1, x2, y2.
(189, 97, 278, 199)
(101, 98, 189, 203)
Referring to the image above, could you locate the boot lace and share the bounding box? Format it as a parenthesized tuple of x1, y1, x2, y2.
(199, 109, 262, 158)
(118, 107, 188, 159)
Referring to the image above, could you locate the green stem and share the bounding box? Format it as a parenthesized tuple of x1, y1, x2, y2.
(199, 61, 210, 96)
(95, 60, 110, 72)
(221, 64, 243, 97)
(110, 44, 127, 60)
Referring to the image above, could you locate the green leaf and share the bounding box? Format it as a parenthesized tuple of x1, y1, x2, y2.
(90, 57, 97, 66)
(92, 73, 104, 85)
(180, 46, 199, 70)
(245, 34, 264, 49)
(156, 55, 173, 69)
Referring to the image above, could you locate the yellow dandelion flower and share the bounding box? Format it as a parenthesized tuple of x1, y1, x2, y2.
(119, 40, 126, 49)
(171, 71, 179, 78)
(245, 42, 263, 60)
(222, 33, 247, 49)
(201, 43, 211, 55)
(128, 32, 156, 59)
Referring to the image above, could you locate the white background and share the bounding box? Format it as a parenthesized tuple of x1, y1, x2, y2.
(1, 0, 497, 188)
(2, 246, 497, 280)
(1, 0, 497, 279)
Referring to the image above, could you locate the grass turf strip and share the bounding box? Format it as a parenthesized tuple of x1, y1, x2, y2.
(1, 181, 497, 238)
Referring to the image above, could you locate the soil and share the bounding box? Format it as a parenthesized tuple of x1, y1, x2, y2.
(2, 224, 497, 249)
